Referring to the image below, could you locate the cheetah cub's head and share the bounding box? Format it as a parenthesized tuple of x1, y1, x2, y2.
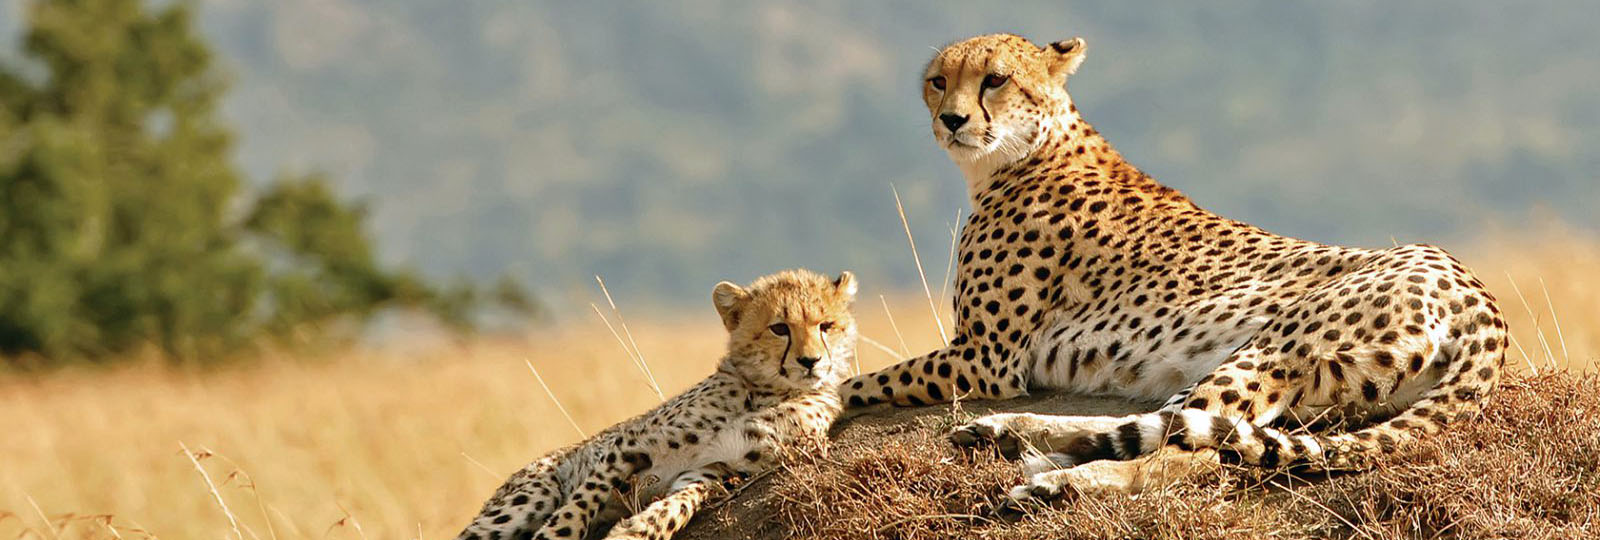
(712, 269, 858, 392)
(922, 33, 1086, 170)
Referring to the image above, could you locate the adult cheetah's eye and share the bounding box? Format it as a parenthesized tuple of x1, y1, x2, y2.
(768, 323, 790, 336)
(982, 74, 1009, 89)
(928, 76, 946, 91)
(820, 321, 835, 332)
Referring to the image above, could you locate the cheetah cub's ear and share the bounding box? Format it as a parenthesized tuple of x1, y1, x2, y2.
(1046, 37, 1087, 80)
(834, 271, 859, 299)
(712, 281, 750, 331)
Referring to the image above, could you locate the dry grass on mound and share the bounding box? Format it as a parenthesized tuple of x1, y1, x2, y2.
(756, 372, 1600, 540)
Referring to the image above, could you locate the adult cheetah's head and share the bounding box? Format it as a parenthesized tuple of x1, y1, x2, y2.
(922, 33, 1086, 168)
(712, 269, 858, 391)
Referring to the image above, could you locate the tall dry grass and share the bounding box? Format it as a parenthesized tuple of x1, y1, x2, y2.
(0, 227, 1594, 540)
(1465, 224, 1600, 374)
(0, 292, 948, 540)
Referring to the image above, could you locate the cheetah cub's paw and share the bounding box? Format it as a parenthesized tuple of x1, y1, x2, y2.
(993, 468, 1080, 522)
(949, 413, 1031, 459)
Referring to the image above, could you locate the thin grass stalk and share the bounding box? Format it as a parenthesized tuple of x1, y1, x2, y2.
(24, 494, 58, 540)
(459, 451, 502, 481)
(878, 295, 911, 358)
(525, 359, 587, 438)
(859, 336, 906, 363)
(596, 276, 666, 400)
(177, 442, 246, 540)
(1505, 273, 1558, 371)
(589, 303, 666, 399)
(891, 185, 948, 345)
(938, 208, 962, 306)
(1538, 277, 1571, 366)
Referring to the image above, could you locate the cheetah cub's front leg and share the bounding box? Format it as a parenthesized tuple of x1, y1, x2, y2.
(605, 463, 733, 540)
(604, 355, 843, 539)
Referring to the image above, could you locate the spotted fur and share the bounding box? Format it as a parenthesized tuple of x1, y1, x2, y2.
(456, 270, 857, 540)
(841, 34, 1508, 503)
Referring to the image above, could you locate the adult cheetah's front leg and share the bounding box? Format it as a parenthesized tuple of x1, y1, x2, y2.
(948, 412, 1132, 461)
(842, 342, 1027, 409)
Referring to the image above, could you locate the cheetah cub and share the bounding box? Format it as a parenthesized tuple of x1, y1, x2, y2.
(455, 269, 858, 540)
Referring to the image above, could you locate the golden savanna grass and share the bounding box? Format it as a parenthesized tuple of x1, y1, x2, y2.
(1, 226, 1596, 539)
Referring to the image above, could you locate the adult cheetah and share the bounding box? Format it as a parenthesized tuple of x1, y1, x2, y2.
(840, 34, 1508, 505)
(457, 270, 858, 540)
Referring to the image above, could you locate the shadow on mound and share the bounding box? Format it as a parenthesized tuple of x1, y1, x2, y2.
(676, 373, 1600, 540)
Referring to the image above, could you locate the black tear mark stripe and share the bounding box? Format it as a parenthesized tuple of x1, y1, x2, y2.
(819, 330, 831, 376)
(779, 333, 792, 378)
(978, 84, 992, 123)
(974, 57, 994, 123)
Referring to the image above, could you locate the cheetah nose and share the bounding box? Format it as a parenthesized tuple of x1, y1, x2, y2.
(796, 356, 819, 370)
(939, 113, 968, 132)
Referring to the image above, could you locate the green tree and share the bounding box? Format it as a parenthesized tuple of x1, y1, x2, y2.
(0, 0, 532, 363)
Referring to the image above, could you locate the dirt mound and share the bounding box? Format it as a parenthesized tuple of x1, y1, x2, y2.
(676, 373, 1600, 540)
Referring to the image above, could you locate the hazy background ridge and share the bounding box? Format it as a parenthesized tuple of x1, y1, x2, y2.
(5, 0, 1594, 308)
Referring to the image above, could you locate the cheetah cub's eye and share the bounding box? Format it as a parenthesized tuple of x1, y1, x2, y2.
(927, 76, 946, 91)
(769, 323, 790, 336)
(982, 74, 1009, 89)
(820, 321, 835, 332)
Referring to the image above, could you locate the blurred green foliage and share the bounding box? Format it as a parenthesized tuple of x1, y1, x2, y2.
(0, 0, 535, 363)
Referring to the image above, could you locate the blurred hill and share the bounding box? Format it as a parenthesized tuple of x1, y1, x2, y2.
(6, 1, 1594, 309)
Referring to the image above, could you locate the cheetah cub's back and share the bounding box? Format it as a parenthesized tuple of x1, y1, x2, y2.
(455, 269, 859, 540)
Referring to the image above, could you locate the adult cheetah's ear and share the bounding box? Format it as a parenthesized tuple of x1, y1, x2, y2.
(833, 271, 859, 299)
(712, 281, 750, 331)
(1045, 37, 1087, 80)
